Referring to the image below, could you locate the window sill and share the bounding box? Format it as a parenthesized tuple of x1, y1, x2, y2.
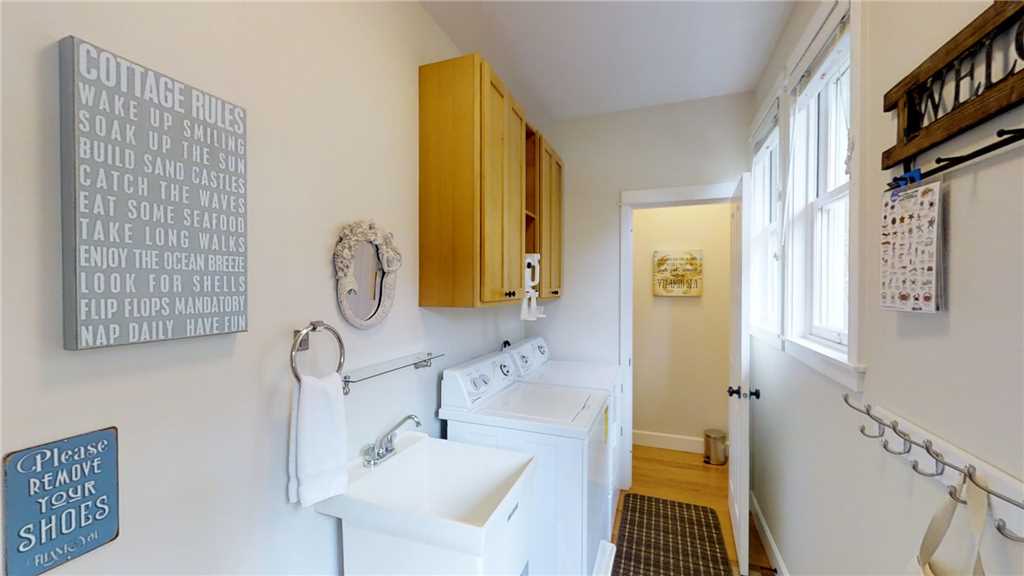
(783, 335, 866, 391)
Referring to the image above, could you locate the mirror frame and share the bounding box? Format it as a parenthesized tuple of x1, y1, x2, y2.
(333, 220, 402, 329)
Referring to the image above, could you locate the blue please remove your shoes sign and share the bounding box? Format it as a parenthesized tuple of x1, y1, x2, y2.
(3, 428, 119, 576)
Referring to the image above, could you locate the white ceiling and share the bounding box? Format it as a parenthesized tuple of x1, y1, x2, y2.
(424, 1, 793, 125)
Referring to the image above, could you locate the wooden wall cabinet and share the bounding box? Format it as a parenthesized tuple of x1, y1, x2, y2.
(539, 139, 563, 299)
(419, 54, 525, 307)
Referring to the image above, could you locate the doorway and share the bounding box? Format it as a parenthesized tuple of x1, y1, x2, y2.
(615, 178, 772, 576)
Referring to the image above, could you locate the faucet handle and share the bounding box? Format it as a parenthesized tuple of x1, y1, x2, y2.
(361, 443, 379, 467)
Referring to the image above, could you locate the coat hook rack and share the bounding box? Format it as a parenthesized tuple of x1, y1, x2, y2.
(842, 393, 1024, 543)
(887, 127, 1024, 190)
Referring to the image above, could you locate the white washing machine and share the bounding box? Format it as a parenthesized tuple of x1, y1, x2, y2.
(507, 337, 623, 559)
(440, 351, 611, 576)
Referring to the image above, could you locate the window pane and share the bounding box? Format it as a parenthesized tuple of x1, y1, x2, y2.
(754, 151, 768, 230)
(806, 96, 819, 201)
(750, 128, 781, 334)
(752, 130, 778, 233)
(751, 228, 780, 333)
(813, 194, 849, 341)
(827, 67, 851, 191)
(769, 146, 777, 223)
(793, 102, 812, 207)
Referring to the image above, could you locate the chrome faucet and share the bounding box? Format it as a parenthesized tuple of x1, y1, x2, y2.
(362, 414, 421, 467)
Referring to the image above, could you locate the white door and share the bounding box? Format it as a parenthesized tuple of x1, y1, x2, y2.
(618, 205, 633, 491)
(728, 173, 751, 575)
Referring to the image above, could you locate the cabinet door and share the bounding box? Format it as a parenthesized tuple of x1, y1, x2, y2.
(480, 61, 508, 303)
(504, 99, 526, 299)
(540, 142, 564, 298)
(548, 151, 563, 297)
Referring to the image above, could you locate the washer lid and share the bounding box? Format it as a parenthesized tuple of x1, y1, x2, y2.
(517, 361, 622, 392)
(480, 383, 592, 423)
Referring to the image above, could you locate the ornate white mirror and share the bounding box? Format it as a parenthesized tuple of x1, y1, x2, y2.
(334, 221, 401, 329)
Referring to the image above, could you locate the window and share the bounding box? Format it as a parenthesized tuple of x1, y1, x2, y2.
(787, 35, 851, 351)
(750, 128, 781, 335)
(812, 64, 850, 345)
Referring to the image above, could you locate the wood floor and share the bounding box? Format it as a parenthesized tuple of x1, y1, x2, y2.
(612, 445, 774, 576)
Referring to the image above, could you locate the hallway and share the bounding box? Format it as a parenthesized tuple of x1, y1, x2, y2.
(613, 445, 774, 575)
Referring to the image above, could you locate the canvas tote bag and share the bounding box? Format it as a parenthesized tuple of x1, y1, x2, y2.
(909, 476, 989, 576)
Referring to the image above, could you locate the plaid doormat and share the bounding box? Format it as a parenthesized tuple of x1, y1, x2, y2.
(612, 494, 732, 576)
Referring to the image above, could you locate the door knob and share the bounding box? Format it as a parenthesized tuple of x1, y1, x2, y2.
(727, 386, 742, 398)
(750, 389, 761, 400)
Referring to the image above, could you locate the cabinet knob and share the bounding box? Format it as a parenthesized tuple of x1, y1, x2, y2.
(552, 290, 559, 295)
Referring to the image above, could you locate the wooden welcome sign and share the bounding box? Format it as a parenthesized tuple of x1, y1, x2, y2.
(883, 1, 1024, 170)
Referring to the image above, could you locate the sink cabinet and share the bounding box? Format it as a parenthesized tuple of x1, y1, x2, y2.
(420, 54, 525, 307)
(315, 434, 534, 576)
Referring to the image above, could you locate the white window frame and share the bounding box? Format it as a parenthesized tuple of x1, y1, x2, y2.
(779, 26, 864, 391)
(807, 59, 851, 348)
(747, 0, 864, 389)
(750, 128, 783, 339)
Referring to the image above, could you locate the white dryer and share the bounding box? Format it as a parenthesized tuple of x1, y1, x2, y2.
(507, 338, 623, 558)
(440, 351, 611, 576)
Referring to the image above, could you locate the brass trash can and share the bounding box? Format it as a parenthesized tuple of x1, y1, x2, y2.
(703, 429, 728, 465)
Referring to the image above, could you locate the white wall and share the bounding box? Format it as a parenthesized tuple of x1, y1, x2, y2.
(750, 2, 1024, 573)
(529, 93, 752, 362)
(631, 204, 732, 450)
(1, 3, 522, 573)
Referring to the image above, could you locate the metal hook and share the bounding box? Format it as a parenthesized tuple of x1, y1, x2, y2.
(996, 519, 1024, 543)
(859, 404, 888, 439)
(965, 465, 1024, 543)
(842, 393, 867, 415)
(911, 440, 945, 478)
(922, 439, 967, 476)
(882, 421, 912, 455)
(842, 394, 886, 439)
(947, 484, 968, 505)
(859, 421, 885, 439)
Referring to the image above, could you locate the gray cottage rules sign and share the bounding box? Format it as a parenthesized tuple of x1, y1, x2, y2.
(59, 37, 247, 350)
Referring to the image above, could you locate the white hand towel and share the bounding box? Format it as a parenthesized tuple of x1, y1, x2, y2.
(287, 381, 300, 503)
(287, 372, 349, 507)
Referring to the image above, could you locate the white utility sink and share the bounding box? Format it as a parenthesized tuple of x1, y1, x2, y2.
(316, 432, 534, 575)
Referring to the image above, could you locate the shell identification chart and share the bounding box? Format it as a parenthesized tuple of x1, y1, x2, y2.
(59, 36, 248, 350)
(880, 182, 944, 313)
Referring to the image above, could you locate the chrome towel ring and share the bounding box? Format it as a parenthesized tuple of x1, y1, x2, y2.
(291, 321, 348, 394)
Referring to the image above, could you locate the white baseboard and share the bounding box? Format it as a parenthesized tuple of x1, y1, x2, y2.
(751, 491, 789, 576)
(633, 430, 703, 454)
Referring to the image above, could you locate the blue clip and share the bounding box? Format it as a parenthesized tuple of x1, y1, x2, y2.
(890, 168, 923, 200)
